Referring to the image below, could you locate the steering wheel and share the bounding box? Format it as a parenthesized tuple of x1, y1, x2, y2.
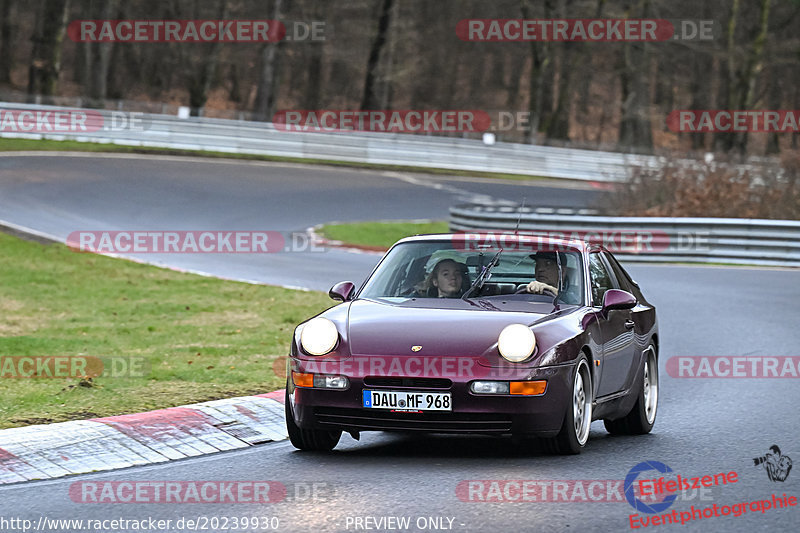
(515, 285, 558, 296)
(398, 286, 420, 298)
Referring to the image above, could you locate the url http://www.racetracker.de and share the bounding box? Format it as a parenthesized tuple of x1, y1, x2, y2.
(629, 493, 797, 528)
(0, 515, 281, 532)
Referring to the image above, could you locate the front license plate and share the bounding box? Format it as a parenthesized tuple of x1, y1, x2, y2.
(362, 390, 451, 411)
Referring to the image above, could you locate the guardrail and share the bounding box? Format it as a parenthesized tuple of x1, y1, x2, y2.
(0, 102, 659, 182)
(449, 203, 800, 267)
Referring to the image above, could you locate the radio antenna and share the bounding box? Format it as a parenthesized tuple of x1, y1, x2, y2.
(514, 197, 527, 235)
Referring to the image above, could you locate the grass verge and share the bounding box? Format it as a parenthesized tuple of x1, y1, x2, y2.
(0, 231, 332, 429)
(0, 137, 554, 182)
(318, 221, 450, 249)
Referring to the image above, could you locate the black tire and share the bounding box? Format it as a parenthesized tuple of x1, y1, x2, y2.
(285, 388, 341, 451)
(604, 346, 658, 435)
(544, 357, 593, 455)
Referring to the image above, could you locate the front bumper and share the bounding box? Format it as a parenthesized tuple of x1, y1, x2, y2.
(288, 359, 575, 437)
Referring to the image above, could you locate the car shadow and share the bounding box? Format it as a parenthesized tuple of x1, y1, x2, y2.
(288, 424, 654, 460)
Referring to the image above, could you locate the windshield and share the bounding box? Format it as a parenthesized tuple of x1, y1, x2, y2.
(359, 241, 584, 305)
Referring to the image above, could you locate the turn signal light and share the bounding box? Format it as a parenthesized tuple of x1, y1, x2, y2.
(509, 380, 547, 396)
(292, 371, 349, 389)
(292, 371, 314, 388)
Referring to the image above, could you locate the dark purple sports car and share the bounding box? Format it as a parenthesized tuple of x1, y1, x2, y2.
(285, 233, 659, 454)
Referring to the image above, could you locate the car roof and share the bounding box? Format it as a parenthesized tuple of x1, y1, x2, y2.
(394, 233, 593, 253)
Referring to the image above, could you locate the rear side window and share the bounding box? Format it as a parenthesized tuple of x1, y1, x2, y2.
(588, 252, 613, 306)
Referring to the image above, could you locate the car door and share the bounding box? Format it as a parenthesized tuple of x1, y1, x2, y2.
(589, 252, 637, 397)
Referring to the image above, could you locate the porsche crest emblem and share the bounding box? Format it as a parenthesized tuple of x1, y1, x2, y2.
(411, 345, 422, 352)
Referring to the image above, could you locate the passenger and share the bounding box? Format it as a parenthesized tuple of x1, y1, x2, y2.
(415, 258, 468, 298)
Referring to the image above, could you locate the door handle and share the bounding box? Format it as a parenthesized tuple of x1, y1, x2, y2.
(624, 320, 635, 329)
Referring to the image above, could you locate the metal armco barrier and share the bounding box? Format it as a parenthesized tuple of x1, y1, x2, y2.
(449, 204, 800, 267)
(0, 102, 656, 182)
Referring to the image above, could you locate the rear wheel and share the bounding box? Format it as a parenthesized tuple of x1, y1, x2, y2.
(285, 387, 341, 451)
(545, 357, 592, 455)
(604, 346, 658, 435)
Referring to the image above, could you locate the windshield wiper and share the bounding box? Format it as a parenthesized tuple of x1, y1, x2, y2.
(462, 249, 502, 300)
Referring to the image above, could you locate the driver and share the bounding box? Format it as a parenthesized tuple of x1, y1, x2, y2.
(415, 258, 468, 298)
(526, 252, 580, 304)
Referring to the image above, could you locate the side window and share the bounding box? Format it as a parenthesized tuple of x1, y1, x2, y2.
(588, 253, 613, 306)
(604, 252, 633, 293)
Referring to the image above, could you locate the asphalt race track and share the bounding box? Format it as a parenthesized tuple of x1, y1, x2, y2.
(1, 153, 799, 532)
(0, 153, 600, 290)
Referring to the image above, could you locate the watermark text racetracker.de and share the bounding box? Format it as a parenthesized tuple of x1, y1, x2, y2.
(0, 356, 148, 379)
(456, 19, 716, 42)
(667, 110, 800, 133)
(68, 19, 326, 43)
(278, 355, 566, 382)
(69, 480, 335, 503)
(666, 356, 800, 378)
(273, 110, 491, 133)
(456, 479, 714, 503)
(452, 231, 709, 254)
(0, 108, 147, 133)
(66, 231, 323, 254)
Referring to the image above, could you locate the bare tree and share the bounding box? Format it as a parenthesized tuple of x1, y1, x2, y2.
(5, 0, 798, 156)
(302, 0, 327, 109)
(0, 0, 13, 83)
(82, 0, 119, 107)
(765, 65, 781, 154)
(714, 0, 771, 154)
(735, 0, 772, 153)
(520, 0, 553, 143)
(27, 0, 70, 98)
(361, 0, 393, 110)
(617, 0, 653, 152)
(254, 0, 286, 121)
(544, 0, 574, 142)
(187, 0, 228, 116)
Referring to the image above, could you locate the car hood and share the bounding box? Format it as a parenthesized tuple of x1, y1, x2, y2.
(346, 298, 557, 357)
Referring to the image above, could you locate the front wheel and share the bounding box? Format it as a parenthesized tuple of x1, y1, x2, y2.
(545, 357, 593, 455)
(604, 346, 658, 435)
(285, 387, 341, 451)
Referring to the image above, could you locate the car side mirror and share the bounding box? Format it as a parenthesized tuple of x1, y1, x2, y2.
(329, 281, 355, 302)
(602, 289, 637, 313)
